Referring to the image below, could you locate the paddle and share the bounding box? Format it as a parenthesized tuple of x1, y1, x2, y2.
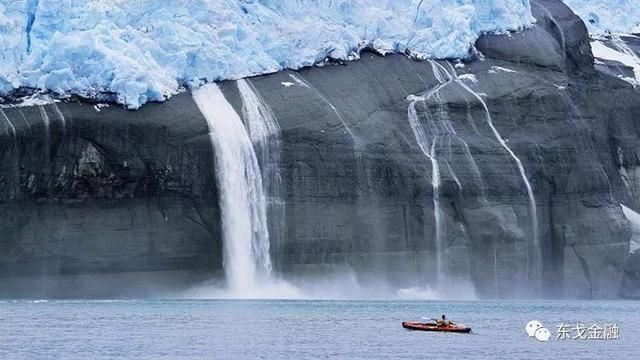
(420, 317, 439, 325)
(420, 316, 457, 326)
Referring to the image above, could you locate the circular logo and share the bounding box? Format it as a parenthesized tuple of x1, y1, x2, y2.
(534, 327, 551, 342)
(525, 320, 544, 337)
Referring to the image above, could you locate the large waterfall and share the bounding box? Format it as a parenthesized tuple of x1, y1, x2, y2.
(237, 78, 286, 269)
(192, 83, 272, 292)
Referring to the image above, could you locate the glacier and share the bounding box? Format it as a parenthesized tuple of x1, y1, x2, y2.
(560, 1, 640, 86)
(0, 0, 534, 108)
(562, 0, 640, 36)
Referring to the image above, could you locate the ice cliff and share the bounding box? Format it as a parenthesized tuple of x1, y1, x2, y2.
(0, 0, 533, 108)
(562, 0, 640, 36)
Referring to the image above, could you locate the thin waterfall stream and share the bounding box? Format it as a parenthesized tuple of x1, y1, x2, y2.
(407, 60, 541, 292)
(433, 61, 540, 283)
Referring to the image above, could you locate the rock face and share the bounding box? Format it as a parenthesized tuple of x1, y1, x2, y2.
(1, 0, 639, 298)
(0, 96, 222, 297)
(593, 34, 640, 299)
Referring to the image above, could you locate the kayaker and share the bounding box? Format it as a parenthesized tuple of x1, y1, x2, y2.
(436, 314, 451, 327)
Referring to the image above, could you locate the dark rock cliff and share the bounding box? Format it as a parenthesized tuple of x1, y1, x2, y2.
(1, 0, 639, 298)
(0, 96, 222, 297)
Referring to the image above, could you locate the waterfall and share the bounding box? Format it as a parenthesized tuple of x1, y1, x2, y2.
(432, 61, 540, 283)
(237, 78, 286, 268)
(0, 109, 16, 137)
(38, 106, 50, 132)
(192, 83, 272, 291)
(288, 73, 361, 150)
(457, 80, 540, 282)
(407, 100, 444, 284)
(445, 161, 462, 191)
(406, 63, 457, 285)
(52, 103, 67, 133)
(459, 138, 486, 196)
(407, 61, 491, 286)
(38, 106, 50, 160)
(0, 109, 18, 199)
(237, 79, 280, 144)
(425, 62, 486, 195)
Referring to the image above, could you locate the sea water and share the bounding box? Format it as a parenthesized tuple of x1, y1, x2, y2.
(0, 300, 638, 359)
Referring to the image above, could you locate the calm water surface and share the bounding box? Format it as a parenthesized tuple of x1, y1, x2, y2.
(0, 300, 638, 359)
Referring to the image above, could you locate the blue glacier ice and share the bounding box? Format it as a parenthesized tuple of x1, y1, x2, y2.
(562, 0, 640, 36)
(0, 0, 534, 108)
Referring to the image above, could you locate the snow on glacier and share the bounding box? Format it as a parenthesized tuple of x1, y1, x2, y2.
(562, 0, 640, 36)
(591, 38, 640, 85)
(0, 0, 534, 108)
(561, 1, 640, 86)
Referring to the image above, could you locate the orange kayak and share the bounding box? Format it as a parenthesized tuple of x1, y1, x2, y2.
(402, 321, 471, 333)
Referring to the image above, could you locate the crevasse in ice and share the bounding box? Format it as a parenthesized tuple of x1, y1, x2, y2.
(0, 0, 535, 108)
